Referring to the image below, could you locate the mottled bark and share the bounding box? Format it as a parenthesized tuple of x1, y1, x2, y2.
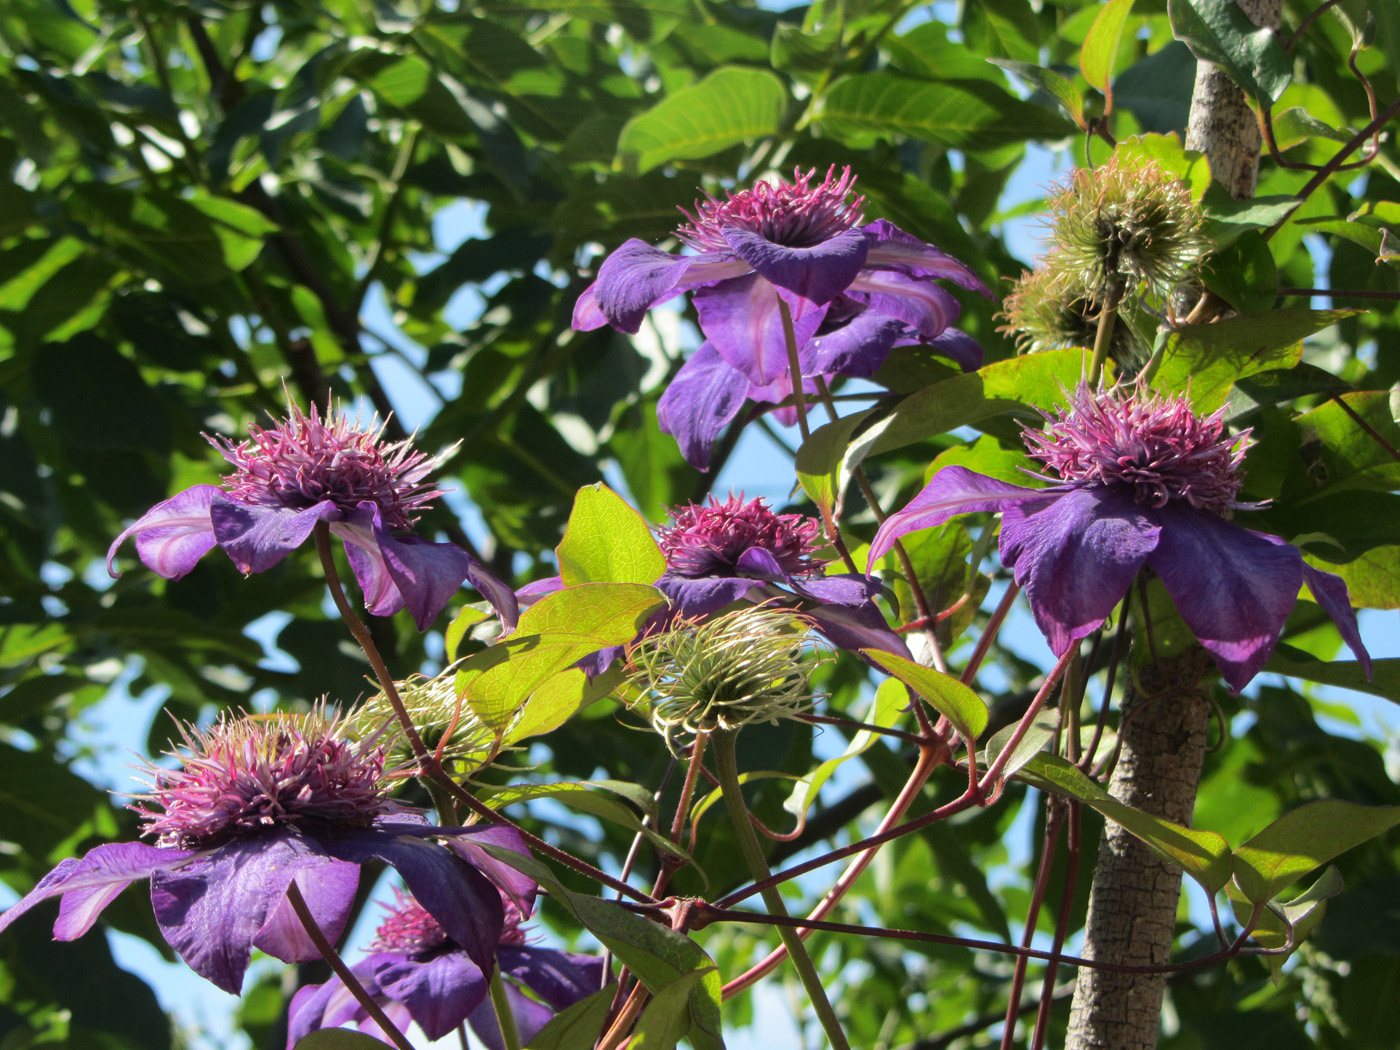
(1065, 651, 1212, 1050)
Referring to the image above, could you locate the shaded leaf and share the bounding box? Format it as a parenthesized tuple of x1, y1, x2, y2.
(1232, 800, 1400, 903)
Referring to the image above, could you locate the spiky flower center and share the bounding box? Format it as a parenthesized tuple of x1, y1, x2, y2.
(631, 606, 823, 745)
(212, 404, 448, 531)
(658, 494, 822, 578)
(676, 166, 865, 253)
(1024, 385, 1251, 514)
(370, 888, 526, 956)
(134, 709, 393, 849)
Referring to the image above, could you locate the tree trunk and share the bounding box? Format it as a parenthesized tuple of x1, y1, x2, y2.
(1065, 4, 1282, 1047)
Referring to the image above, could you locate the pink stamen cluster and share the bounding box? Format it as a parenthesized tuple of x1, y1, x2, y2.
(369, 888, 527, 956)
(1024, 385, 1254, 514)
(212, 403, 448, 531)
(676, 166, 866, 252)
(658, 494, 822, 577)
(134, 709, 393, 849)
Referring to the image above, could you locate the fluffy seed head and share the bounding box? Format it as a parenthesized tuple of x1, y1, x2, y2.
(677, 166, 865, 253)
(212, 403, 451, 531)
(352, 671, 498, 775)
(1042, 156, 1208, 303)
(998, 266, 1144, 365)
(631, 606, 824, 746)
(1024, 384, 1254, 514)
(658, 494, 822, 578)
(134, 707, 395, 849)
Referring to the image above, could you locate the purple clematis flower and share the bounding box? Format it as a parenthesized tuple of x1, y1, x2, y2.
(868, 385, 1371, 692)
(288, 887, 605, 1049)
(106, 402, 517, 632)
(0, 709, 536, 995)
(573, 167, 989, 469)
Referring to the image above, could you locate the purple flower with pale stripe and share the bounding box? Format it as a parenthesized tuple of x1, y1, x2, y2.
(0, 710, 535, 995)
(106, 402, 517, 632)
(868, 385, 1371, 692)
(288, 887, 605, 1049)
(573, 167, 989, 469)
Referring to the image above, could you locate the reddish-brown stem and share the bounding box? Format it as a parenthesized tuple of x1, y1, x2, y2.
(287, 881, 416, 1050)
(1031, 800, 1082, 1050)
(1001, 803, 1067, 1050)
(797, 711, 933, 748)
(979, 649, 1077, 795)
(1330, 392, 1400, 464)
(961, 583, 1021, 685)
(1278, 286, 1400, 300)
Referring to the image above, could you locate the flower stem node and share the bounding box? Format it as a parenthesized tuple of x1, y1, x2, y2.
(630, 605, 825, 746)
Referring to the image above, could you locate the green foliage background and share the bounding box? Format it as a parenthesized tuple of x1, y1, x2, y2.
(0, 0, 1396, 1047)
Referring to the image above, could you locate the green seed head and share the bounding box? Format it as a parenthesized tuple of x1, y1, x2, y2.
(629, 606, 824, 747)
(352, 670, 499, 773)
(999, 264, 1146, 366)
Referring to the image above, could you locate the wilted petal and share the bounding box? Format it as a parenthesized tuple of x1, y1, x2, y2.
(210, 496, 340, 574)
(657, 343, 750, 471)
(724, 226, 869, 307)
(151, 831, 349, 994)
(107, 485, 221, 579)
(846, 269, 962, 340)
(0, 842, 196, 940)
(377, 950, 489, 1041)
(869, 467, 1045, 569)
(862, 219, 991, 295)
(694, 275, 825, 388)
(251, 859, 360, 963)
(1299, 562, 1372, 676)
(1147, 505, 1303, 692)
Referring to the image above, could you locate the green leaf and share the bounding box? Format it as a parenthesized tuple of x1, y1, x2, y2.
(988, 60, 1086, 128)
(1232, 866, 1343, 981)
(444, 605, 490, 662)
(1153, 309, 1357, 410)
(1232, 800, 1400, 903)
(1291, 391, 1400, 496)
(981, 711, 1059, 781)
(1018, 753, 1235, 893)
(617, 67, 786, 173)
(862, 650, 989, 744)
(294, 1032, 392, 1050)
(484, 778, 692, 861)
(1113, 134, 1211, 200)
(526, 987, 615, 1050)
(1202, 187, 1301, 246)
(558, 483, 665, 586)
(794, 407, 878, 517)
(1201, 229, 1277, 314)
(1167, 0, 1292, 104)
(631, 969, 717, 1050)
(1080, 0, 1135, 107)
(784, 676, 905, 821)
(817, 73, 1075, 152)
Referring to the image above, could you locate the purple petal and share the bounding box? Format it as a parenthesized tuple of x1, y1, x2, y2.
(438, 824, 538, 917)
(585, 241, 744, 334)
(657, 572, 757, 616)
(928, 327, 984, 372)
(571, 283, 608, 331)
(804, 312, 907, 378)
(723, 226, 869, 307)
(1299, 562, 1372, 676)
(106, 485, 221, 579)
(846, 270, 961, 339)
(789, 576, 913, 658)
(210, 496, 340, 574)
(1000, 487, 1162, 655)
(251, 859, 360, 963)
(499, 946, 607, 1012)
(150, 831, 351, 994)
(1146, 505, 1304, 692)
(657, 342, 751, 471)
(0, 842, 196, 940)
(328, 826, 505, 972)
(735, 547, 787, 578)
(868, 467, 1045, 569)
(376, 950, 489, 1041)
(694, 275, 825, 388)
(861, 220, 991, 295)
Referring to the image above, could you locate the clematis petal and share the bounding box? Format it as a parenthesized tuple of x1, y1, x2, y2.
(657, 342, 750, 471)
(927, 327, 984, 372)
(376, 950, 489, 1041)
(151, 831, 348, 994)
(694, 275, 825, 388)
(107, 485, 221, 579)
(499, 945, 607, 1012)
(332, 825, 505, 972)
(783, 576, 913, 657)
(1000, 487, 1161, 655)
(1299, 562, 1372, 676)
(657, 572, 757, 616)
(0, 842, 197, 940)
(439, 824, 538, 917)
(585, 241, 744, 333)
(210, 496, 340, 574)
(1146, 505, 1303, 692)
(846, 270, 962, 339)
(861, 219, 991, 294)
(804, 311, 907, 378)
(869, 467, 1045, 570)
(723, 226, 869, 307)
(252, 859, 360, 963)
